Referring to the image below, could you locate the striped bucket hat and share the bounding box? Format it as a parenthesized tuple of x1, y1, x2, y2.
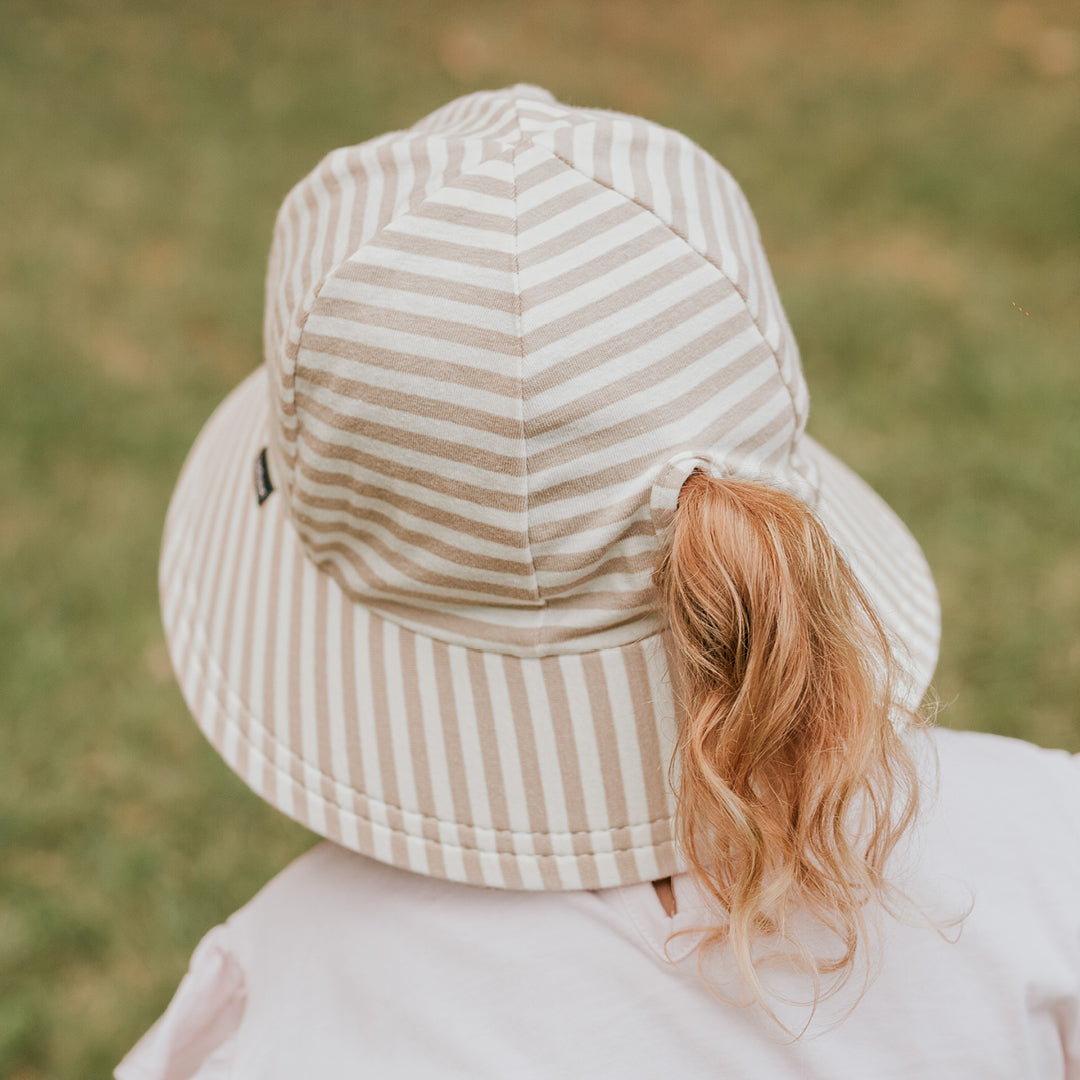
(161, 85, 939, 891)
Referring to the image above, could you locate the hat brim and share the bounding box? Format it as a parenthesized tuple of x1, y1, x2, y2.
(161, 368, 939, 891)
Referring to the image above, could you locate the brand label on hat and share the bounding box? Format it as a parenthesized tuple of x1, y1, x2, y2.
(254, 447, 274, 506)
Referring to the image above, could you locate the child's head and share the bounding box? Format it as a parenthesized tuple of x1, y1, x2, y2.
(160, 84, 938, 1000)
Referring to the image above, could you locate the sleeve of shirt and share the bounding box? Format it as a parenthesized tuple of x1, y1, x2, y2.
(114, 923, 246, 1080)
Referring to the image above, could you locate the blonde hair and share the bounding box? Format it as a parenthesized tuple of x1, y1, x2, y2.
(653, 471, 925, 1020)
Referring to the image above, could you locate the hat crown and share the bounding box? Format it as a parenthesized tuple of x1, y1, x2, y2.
(262, 86, 813, 658)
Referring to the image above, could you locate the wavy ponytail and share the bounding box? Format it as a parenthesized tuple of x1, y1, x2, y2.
(653, 472, 925, 1019)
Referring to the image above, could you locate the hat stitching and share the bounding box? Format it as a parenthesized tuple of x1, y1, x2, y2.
(273, 134, 530, 484)
(271, 137, 581, 504)
(508, 120, 543, 612)
(266, 130, 407, 436)
(533, 126, 805, 483)
(171, 593, 677, 848)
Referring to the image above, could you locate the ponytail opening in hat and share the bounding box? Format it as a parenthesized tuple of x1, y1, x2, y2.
(654, 471, 927, 1019)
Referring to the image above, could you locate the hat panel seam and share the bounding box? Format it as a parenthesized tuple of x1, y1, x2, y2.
(508, 128, 543, 622)
(267, 132, 407, 468)
(503, 144, 742, 610)
(534, 128, 804, 475)
(281, 132, 540, 420)
(170, 598, 674, 849)
(283, 140, 542, 608)
(508, 140, 802, 619)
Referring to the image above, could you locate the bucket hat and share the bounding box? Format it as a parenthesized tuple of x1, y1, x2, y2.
(160, 85, 939, 891)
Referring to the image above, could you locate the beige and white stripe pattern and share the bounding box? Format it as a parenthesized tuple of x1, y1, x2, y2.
(161, 86, 939, 889)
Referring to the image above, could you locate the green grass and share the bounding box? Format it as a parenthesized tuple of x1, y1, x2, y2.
(1, 0, 1078, 1074)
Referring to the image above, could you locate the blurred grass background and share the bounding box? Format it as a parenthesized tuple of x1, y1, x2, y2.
(1, 0, 1077, 1074)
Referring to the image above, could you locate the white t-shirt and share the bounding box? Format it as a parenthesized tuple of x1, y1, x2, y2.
(116, 729, 1080, 1079)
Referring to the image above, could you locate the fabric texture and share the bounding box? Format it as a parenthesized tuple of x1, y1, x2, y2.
(117, 729, 1080, 1080)
(160, 84, 940, 891)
